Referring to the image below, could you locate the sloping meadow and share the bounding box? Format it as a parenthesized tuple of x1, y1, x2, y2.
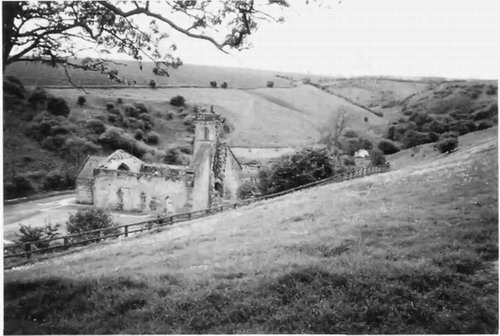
(4, 134, 498, 334)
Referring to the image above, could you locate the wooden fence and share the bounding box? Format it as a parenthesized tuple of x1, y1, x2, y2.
(4, 164, 390, 261)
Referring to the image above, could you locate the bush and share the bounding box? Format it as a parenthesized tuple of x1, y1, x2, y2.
(46, 97, 70, 117)
(210, 81, 217, 88)
(267, 81, 274, 88)
(4, 175, 35, 199)
(123, 104, 140, 118)
(163, 148, 182, 165)
(4, 75, 26, 98)
(262, 148, 342, 194)
(98, 128, 146, 158)
(77, 96, 86, 106)
(166, 112, 174, 120)
(343, 130, 358, 138)
(378, 140, 400, 155)
(428, 131, 439, 142)
(170, 95, 185, 107)
(134, 129, 144, 141)
(106, 103, 114, 110)
(149, 80, 156, 88)
(28, 87, 48, 108)
(437, 138, 458, 153)
(402, 131, 433, 148)
(41, 135, 68, 151)
(237, 181, 259, 199)
(364, 116, 369, 122)
(486, 85, 497, 95)
(146, 132, 160, 144)
(138, 113, 153, 124)
(43, 171, 74, 191)
(221, 82, 228, 89)
(343, 156, 355, 166)
(370, 149, 386, 166)
(117, 97, 123, 104)
(86, 119, 106, 134)
(66, 207, 118, 242)
(17, 223, 60, 250)
(134, 103, 148, 114)
(477, 121, 493, 130)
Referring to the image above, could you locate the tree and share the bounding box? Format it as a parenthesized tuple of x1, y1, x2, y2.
(324, 109, 349, 150)
(3, 1, 289, 83)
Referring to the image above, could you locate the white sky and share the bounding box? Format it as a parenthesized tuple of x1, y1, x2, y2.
(166, 0, 500, 79)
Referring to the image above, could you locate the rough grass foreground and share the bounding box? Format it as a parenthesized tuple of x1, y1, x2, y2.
(4, 147, 498, 334)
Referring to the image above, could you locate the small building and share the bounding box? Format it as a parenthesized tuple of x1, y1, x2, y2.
(76, 110, 242, 214)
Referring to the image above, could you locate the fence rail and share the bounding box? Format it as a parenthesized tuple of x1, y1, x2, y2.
(4, 164, 390, 261)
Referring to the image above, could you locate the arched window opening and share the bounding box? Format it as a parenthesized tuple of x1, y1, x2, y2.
(214, 182, 223, 194)
(204, 127, 209, 140)
(117, 163, 130, 171)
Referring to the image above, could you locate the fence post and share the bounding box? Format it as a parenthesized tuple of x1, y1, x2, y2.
(187, 212, 192, 219)
(124, 225, 128, 237)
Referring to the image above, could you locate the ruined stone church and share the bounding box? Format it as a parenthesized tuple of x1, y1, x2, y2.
(75, 111, 242, 215)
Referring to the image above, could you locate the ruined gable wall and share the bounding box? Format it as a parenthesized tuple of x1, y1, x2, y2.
(221, 146, 242, 201)
(93, 169, 189, 213)
(190, 143, 213, 210)
(76, 179, 94, 204)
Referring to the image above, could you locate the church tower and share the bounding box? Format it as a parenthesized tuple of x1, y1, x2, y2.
(190, 107, 222, 210)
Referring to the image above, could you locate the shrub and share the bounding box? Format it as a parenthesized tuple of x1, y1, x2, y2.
(437, 138, 458, 153)
(77, 96, 86, 106)
(449, 122, 469, 135)
(428, 131, 439, 142)
(66, 207, 118, 242)
(262, 148, 342, 194)
(46, 97, 70, 117)
(134, 129, 144, 141)
(146, 131, 160, 144)
(343, 130, 358, 138)
(364, 117, 369, 122)
(41, 135, 68, 151)
(163, 148, 182, 165)
(138, 113, 153, 124)
(106, 103, 114, 110)
(62, 137, 100, 162)
(123, 104, 140, 118)
(237, 181, 259, 199)
(149, 79, 156, 88)
(486, 85, 497, 95)
(85, 119, 106, 134)
(267, 81, 274, 88)
(98, 128, 146, 158)
(4, 75, 25, 98)
(378, 140, 400, 155)
(343, 156, 355, 166)
(17, 223, 60, 250)
(117, 97, 123, 104)
(477, 121, 493, 130)
(221, 82, 228, 89)
(43, 171, 74, 191)
(473, 109, 491, 121)
(402, 131, 433, 148)
(210, 81, 217, 88)
(4, 175, 35, 199)
(134, 103, 149, 114)
(370, 149, 386, 166)
(464, 121, 477, 132)
(28, 87, 48, 108)
(166, 112, 174, 120)
(170, 95, 185, 107)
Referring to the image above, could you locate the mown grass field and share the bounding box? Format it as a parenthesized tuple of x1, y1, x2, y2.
(4, 128, 497, 334)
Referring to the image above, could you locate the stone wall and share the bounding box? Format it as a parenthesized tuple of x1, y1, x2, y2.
(93, 169, 190, 214)
(222, 147, 242, 201)
(75, 178, 93, 204)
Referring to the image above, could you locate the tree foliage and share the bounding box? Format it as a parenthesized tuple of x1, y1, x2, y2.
(260, 147, 344, 195)
(3, 1, 289, 82)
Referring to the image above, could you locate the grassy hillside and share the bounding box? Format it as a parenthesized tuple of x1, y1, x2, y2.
(4, 61, 292, 88)
(4, 127, 497, 334)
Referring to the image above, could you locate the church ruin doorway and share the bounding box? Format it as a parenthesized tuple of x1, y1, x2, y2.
(117, 163, 130, 171)
(117, 188, 124, 210)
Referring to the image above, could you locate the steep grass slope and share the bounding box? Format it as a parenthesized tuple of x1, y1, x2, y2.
(4, 128, 497, 334)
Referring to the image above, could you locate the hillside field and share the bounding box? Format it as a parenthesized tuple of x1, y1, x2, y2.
(3, 127, 498, 334)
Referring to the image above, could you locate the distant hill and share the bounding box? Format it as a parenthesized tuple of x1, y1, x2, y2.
(4, 60, 293, 89)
